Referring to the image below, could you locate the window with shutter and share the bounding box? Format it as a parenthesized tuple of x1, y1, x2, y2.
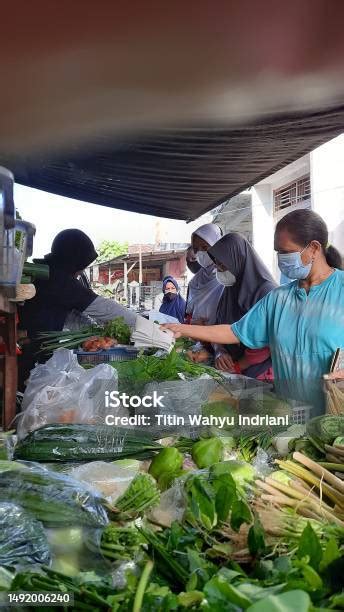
(274, 175, 311, 217)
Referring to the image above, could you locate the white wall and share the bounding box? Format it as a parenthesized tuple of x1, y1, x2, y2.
(311, 134, 344, 256)
(251, 184, 274, 274)
(252, 155, 311, 279)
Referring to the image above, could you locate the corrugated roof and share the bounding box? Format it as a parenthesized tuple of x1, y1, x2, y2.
(94, 249, 186, 267)
(2, 104, 344, 221)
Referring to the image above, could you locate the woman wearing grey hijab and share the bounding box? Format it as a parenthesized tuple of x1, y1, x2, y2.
(209, 233, 277, 379)
(186, 223, 224, 325)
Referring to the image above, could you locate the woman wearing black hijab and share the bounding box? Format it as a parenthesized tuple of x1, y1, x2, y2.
(18, 229, 138, 388)
(209, 233, 277, 380)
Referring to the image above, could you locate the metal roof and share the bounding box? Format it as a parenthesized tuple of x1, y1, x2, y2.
(3, 104, 344, 221)
(93, 249, 186, 268)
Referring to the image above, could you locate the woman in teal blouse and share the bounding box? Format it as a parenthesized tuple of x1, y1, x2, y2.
(164, 210, 343, 414)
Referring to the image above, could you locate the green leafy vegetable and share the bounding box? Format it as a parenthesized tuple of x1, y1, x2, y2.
(248, 517, 266, 557)
(297, 523, 323, 570)
(98, 526, 146, 562)
(210, 460, 255, 489)
(192, 438, 224, 469)
(103, 317, 131, 344)
(246, 590, 311, 612)
(306, 415, 344, 451)
(230, 499, 253, 533)
(112, 348, 222, 394)
(114, 473, 160, 518)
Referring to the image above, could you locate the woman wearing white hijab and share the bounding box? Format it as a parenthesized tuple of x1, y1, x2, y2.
(186, 223, 224, 325)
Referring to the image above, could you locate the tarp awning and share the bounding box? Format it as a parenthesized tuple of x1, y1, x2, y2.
(3, 104, 344, 220)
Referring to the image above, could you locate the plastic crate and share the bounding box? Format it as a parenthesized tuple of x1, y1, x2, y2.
(291, 404, 311, 424)
(75, 346, 140, 365)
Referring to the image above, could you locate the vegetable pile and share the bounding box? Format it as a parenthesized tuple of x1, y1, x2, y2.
(5, 342, 344, 610)
(112, 347, 223, 394)
(36, 316, 132, 354)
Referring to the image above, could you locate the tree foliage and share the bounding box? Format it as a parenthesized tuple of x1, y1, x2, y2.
(96, 240, 128, 263)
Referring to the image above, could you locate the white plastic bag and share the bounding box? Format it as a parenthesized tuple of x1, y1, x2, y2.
(69, 461, 139, 503)
(18, 349, 124, 439)
(22, 349, 84, 411)
(148, 481, 186, 527)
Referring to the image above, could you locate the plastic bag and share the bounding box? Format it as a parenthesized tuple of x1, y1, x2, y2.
(70, 461, 139, 503)
(0, 463, 109, 528)
(252, 448, 273, 478)
(137, 377, 220, 438)
(14, 423, 160, 462)
(22, 349, 84, 411)
(18, 348, 122, 439)
(0, 431, 14, 460)
(0, 502, 51, 567)
(147, 481, 187, 527)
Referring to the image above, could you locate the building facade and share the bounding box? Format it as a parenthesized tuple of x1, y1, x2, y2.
(214, 133, 344, 281)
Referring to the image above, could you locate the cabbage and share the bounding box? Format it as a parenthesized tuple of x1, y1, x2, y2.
(210, 460, 255, 487)
(46, 527, 84, 554)
(306, 415, 344, 447)
(51, 552, 80, 577)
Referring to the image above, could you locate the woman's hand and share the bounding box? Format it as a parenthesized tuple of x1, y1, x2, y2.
(161, 323, 240, 345)
(161, 323, 187, 338)
(324, 369, 344, 381)
(215, 350, 236, 372)
(191, 317, 208, 326)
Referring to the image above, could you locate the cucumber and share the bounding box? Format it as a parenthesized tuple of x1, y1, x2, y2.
(0, 467, 109, 527)
(14, 424, 161, 462)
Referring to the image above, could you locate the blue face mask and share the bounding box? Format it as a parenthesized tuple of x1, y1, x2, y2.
(277, 245, 312, 280)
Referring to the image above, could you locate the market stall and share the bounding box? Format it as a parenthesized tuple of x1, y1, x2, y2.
(0, 331, 343, 609)
(0, 5, 344, 601)
(0, 146, 343, 610)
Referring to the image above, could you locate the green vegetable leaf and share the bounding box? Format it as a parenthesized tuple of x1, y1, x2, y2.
(301, 564, 323, 590)
(330, 593, 344, 609)
(141, 583, 179, 611)
(294, 557, 323, 591)
(319, 537, 341, 572)
(215, 475, 236, 522)
(297, 523, 323, 570)
(204, 575, 252, 609)
(216, 568, 244, 583)
(178, 590, 204, 608)
(248, 517, 266, 557)
(230, 499, 252, 532)
(187, 549, 215, 589)
(186, 476, 217, 530)
(246, 590, 311, 612)
(238, 583, 286, 603)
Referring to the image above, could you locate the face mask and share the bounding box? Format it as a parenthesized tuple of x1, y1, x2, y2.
(216, 270, 236, 286)
(165, 291, 177, 301)
(187, 260, 201, 274)
(277, 246, 312, 280)
(196, 251, 213, 268)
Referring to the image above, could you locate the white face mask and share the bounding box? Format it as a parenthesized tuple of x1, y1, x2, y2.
(216, 270, 236, 286)
(196, 251, 213, 268)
